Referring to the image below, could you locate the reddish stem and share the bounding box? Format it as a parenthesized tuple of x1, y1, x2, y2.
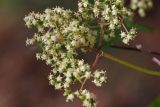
(91, 53, 101, 70)
(97, 23, 104, 50)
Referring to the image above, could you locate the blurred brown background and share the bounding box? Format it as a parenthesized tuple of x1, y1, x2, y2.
(0, 0, 160, 107)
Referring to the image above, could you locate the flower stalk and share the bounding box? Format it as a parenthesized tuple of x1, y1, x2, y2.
(102, 52, 160, 76)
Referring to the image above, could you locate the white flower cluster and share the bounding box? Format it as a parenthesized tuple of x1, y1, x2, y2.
(79, 90, 96, 107)
(24, 7, 107, 107)
(120, 28, 136, 44)
(24, 0, 143, 106)
(93, 70, 107, 87)
(130, 0, 153, 17)
(78, 0, 136, 44)
(64, 89, 96, 107)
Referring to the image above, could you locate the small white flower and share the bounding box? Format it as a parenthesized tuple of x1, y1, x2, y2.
(57, 75, 62, 82)
(122, 38, 129, 44)
(113, 18, 118, 25)
(71, 41, 77, 47)
(78, 8, 83, 13)
(55, 83, 62, 90)
(63, 82, 69, 88)
(46, 59, 52, 65)
(80, 65, 86, 71)
(78, 2, 83, 7)
(73, 71, 79, 77)
(93, 70, 107, 87)
(121, 31, 126, 38)
(83, 1, 88, 7)
(109, 23, 115, 30)
(66, 94, 74, 102)
(49, 80, 55, 85)
(130, 28, 136, 35)
(74, 90, 80, 96)
(51, 36, 57, 42)
(100, 76, 106, 82)
(85, 92, 91, 99)
(83, 100, 91, 107)
(36, 53, 41, 60)
(94, 72, 100, 78)
(26, 38, 34, 45)
(78, 60, 84, 66)
(93, 7, 99, 17)
(41, 54, 47, 60)
(65, 72, 72, 78)
(84, 72, 91, 79)
(52, 69, 57, 74)
(112, 5, 118, 15)
(48, 74, 53, 80)
(93, 79, 101, 87)
(65, 77, 72, 83)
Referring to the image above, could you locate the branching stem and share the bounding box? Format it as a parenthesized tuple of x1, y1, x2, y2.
(122, 22, 129, 33)
(81, 46, 160, 76)
(91, 54, 101, 70)
(110, 45, 160, 56)
(103, 52, 160, 76)
(80, 22, 104, 90)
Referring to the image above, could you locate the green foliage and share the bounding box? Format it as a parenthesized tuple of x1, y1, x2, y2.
(124, 19, 155, 32)
(149, 97, 160, 107)
(88, 0, 95, 4)
(106, 29, 122, 45)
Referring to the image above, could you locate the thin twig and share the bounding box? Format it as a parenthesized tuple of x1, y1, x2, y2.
(80, 22, 104, 90)
(80, 78, 87, 91)
(110, 45, 160, 56)
(80, 46, 160, 76)
(98, 23, 104, 50)
(122, 23, 129, 33)
(103, 52, 160, 76)
(80, 53, 101, 91)
(91, 54, 101, 70)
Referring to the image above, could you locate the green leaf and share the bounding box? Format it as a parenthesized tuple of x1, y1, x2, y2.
(124, 19, 155, 32)
(88, 0, 94, 4)
(102, 28, 122, 47)
(149, 97, 160, 107)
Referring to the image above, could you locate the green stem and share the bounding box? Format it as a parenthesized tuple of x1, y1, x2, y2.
(102, 52, 160, 76)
